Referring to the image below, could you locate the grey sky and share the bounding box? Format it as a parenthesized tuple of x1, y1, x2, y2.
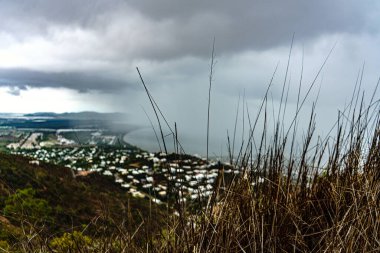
(0, 0, 379, 154)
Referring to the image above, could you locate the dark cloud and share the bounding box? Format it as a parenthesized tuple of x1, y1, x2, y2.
(0, 0, 378, 58)
(127, 0, 378, 55)
(89, 0, 379, 61)
(0, 68, 131, 92)
(0, 0, 125, 36)
(6, 85, 28, 96)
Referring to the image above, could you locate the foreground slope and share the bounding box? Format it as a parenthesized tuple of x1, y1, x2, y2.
(0, 153, 164, 251)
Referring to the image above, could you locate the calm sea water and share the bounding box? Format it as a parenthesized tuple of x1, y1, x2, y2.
(124, 128, 227, 158)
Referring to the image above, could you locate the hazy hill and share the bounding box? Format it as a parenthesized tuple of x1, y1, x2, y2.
(24, 111, 126, 121)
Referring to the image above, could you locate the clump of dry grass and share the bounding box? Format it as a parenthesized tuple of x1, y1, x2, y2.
(160, 83, 378, 252)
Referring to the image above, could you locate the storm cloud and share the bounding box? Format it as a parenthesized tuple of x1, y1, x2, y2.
(1, 1, 377, 56)
(0, 68, 131, 92)
(0, 0, 379, 93)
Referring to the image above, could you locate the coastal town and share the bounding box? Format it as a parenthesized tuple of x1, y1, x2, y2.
(0, 114, 238, 205)
(9, 142, 237, 205)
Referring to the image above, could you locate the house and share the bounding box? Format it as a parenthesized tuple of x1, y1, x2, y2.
(119, 168, 128, 175)
(132, 191, 144, 198)
(121, 183, 130, 188)
(188, 187, 196, 193)
(158, 184, 167, 190)
(158, 191, 167, 197)
(152, 198, 162, 204)
(169, 163, 179, 168)
(207, 178, 215, 184)
(142, 183, 152, 188)
(29, 160, 40, 165)
(194, 174, 204, 180)
(115, 178, 123, 184)
(190, 194, 198, 200)
(206, 173, 218, 179)
(103, 170, 112, 176)
(152, 157, 160, 163)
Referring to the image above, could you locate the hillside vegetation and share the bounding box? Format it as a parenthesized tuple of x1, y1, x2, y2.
(0, 153, 165, 252)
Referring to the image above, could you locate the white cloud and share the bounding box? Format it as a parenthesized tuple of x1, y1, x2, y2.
(0, 87, 114, 113)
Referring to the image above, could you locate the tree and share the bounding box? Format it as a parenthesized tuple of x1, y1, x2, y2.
(3, 187, 52, 226)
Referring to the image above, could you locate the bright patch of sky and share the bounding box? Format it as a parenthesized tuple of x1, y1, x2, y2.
(0, 87, 114, 113)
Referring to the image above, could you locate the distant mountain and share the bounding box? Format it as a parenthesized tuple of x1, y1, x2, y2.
(24, 111, 126, 120)
(23, 112, 58, 117)
(0, 113, 24, 119)
(0, 111, 139, 132)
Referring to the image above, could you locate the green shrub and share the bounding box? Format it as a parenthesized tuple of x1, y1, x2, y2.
(3, 187, 52, 226)
(0, 240, 10, 251)
(50, 231, 92, 252)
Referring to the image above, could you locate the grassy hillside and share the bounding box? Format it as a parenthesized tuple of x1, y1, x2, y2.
(0, 153, 165, 252)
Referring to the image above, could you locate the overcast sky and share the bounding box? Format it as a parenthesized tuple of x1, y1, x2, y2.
(0, 0, 379, 154)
